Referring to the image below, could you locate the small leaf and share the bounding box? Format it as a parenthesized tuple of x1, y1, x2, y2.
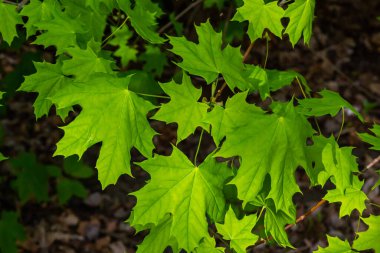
(0, 212, 25, 253)
(353, 215, 380, 252)
(57, 178, 88, 204)
(297, 89, 363, 121)
(314, 235, 354, 253)
(216, 208, 259, 253)
(358, 124, 380, 150)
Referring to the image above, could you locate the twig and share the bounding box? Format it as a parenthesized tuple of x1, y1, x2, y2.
(366, 155, 380, 170)
(2, 0, 17, 5)
(158, 0, 203, 34)
(16, 0, 29, 10)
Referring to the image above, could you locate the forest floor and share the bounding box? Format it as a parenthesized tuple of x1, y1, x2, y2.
(1, 0, 380, 252)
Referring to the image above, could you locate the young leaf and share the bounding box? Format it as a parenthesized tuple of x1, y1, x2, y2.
(130, 148, 232, 252)
(18, 61, 73, 119)
(20, 0, 60, 37)
(62, 40, 114, 81)
(284, 0, 316, 46)
(108, 26, 138, 67)
(353, 215, 380, 252)
(216, 208, 259, 253)
(232, 0, 284, 42)
(297, 89, 363, 121)
(314, 235, 354, 253)
(358, 124, 380, 150)
(51, 74, 156, 188)
(0, 2, 23, 45)
(10, 153, 61, 203)
(217, 95, 314, 215)
(169, 21, 252, 90)
(0, 212, 25, 253)
(324, 177, 367, 218)
(117, 0, 165, 44)
(152, 73, 209, 143)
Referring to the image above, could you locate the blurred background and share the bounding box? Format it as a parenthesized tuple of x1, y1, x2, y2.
(0, 0, 380, 252)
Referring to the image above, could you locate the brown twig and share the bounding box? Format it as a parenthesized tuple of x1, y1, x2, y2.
(366, 155, 380, 170)
(16, 0, 29, 10)
(158, 0, 203, 34)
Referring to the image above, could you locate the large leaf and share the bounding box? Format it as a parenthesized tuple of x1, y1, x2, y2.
(217, 94, 313, 215)
(169, 21, 253, 90)
(131, 148, 232, 252)
(50, 73, 156, 188)
(152, 72, 209, 142)
(233, 0, 284, 42)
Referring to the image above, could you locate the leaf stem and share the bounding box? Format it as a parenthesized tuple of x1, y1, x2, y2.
(263, 35, 269, 69)
(102, 16, 129, 47)
(194, 129, 204, 166)
(336, 107, 345, 141)
(134, 92, 170, 99)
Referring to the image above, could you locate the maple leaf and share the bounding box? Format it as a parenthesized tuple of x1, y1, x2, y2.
(51, 73, 156, 188)
(139, 45, 168, 77)
(195, 236, 224, 253)
(216, 207, 259, 253)
(264, 202, 295, 248)
(217, 93, 314, 215)
(0, 212, 25, 253)
(320, 142, 358, 193)
(33, 9, 87, 54)
(284, 0, 316, 46)
(169, 21, 253, 90)
(108, 26, 138, 67)
(353, 215, 380, 252)
(153, 73, 209, 142)
(130, 148, 232, 252)
(18, 61, 73, 119)
(57, 178, 88, 204)
(233, 0, 284, 42)
(118, 0, 165, 44)
(358, 124, 380, 150)
(297, 89, 363, 121)
(0, 2, 23, 45)
(314, 235, 354, 253)
(204, 0, 225, 10)
(324, 177, 367, 218)
(20, 0, 59, 37)
(10, 153, 61, 203)
(62, 40, 115, 81)
(136, 216, 179, 253)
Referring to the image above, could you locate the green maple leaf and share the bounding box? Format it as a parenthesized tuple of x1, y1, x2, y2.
(264, 202, 295, 248)
(33, 9, 87, 54)
(297, 89, 363, 121)
(195, 236, 224, 253)
(139, 45, 168, 77)
(130, 148, 232, 252)
(51, 73, 156, 188)
(136, 216, 179, 253)
(284, 0, 316, 46)
(57, 178, 88, 204)
(233, 0, 284, 42)
(18, 61, 73, 119)
(314, 235, 354, 253)
(353, 215, 380, 252)
(320, 142, 358, 192)
(118, 0, 165, 44)
(108, 26, 138, 67)
(358, 124, 380, 150)
(62, 40, 114, 81)
(0, 212, 25, 253)
(10, 153, 60, 203)
(20, 0, 60, 37)
(63, 156, 94, 178)
(217, 93, 313, 215)
(324, 177, 367, 218)
(248, 66, 306, 99)
(216, 207, 259, 253)
(0, 2, 23, 45)
(153, 73, 209, 142)
(204, 0, 225, 10)
(169, 21, 253, 90)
